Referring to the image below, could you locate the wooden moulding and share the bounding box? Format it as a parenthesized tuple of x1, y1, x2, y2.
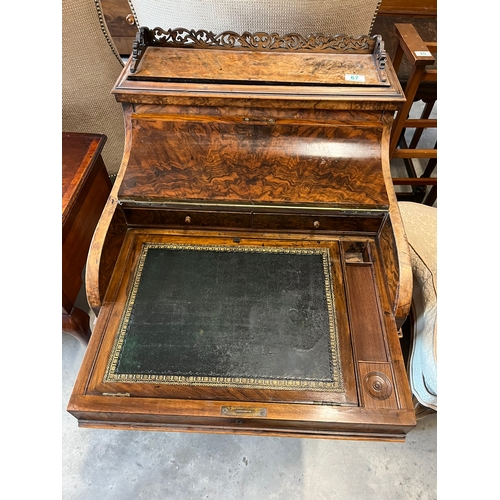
(112, 28, 405, 108)
(69, 396, 416, 441)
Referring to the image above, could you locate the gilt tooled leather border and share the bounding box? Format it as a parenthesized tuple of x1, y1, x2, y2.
(104, 243, 345, 392)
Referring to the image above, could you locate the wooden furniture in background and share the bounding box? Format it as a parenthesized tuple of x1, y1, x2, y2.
(371, 12, 436, 89)
(101, 0, 138, 56)
(62, 132, 112, 344)
(378, 0, 436, 17)
(67, 29, 416, 440)
(389, 23, 437, 205)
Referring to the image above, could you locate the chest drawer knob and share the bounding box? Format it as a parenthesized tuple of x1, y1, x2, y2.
(185, 215, 192, 224)
(313, 220, 320, 229)
(126, 14, 135, 25)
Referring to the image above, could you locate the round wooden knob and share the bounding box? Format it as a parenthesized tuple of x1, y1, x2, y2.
(185, 216, 192, 224)
(313, 220, 320, 229)
(126, 14, 135, 25)
(363, 371, 393, 400)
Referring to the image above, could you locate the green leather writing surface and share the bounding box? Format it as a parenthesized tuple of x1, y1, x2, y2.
(105, 243, 344, 392)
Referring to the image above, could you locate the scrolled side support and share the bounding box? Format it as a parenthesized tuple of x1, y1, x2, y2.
(85, 104, 133, 315)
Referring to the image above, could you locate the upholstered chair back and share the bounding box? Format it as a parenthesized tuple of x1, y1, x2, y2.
(127, 0, 381, 36)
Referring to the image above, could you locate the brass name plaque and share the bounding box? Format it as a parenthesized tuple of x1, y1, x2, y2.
(221, 406, 268, 417)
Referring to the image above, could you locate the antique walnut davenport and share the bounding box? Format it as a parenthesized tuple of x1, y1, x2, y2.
(68, 27, 416, 440)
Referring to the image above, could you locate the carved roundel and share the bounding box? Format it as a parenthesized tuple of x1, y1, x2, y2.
(363, 371, 393, 400)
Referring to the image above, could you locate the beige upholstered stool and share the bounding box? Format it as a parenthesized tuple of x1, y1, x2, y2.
(398, 202, 437, 415)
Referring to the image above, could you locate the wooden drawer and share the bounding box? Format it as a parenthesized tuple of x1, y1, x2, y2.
(123, 207, 252, 229)
(124, 208, 383, 233)
(252, 212, 383, 233)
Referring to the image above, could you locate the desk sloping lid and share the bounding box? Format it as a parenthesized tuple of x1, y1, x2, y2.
(117, 118, 389, 211)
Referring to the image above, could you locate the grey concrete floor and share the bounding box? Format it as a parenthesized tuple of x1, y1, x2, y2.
(63, 330, 437, 500)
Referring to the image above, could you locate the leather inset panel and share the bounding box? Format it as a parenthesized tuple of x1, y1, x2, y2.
(104, 243, 344, 392)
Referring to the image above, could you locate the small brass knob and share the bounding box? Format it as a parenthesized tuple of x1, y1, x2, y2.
(313, 220, 320, 229)
(185, 216, 192, 224)
(126, 14, 135, 25)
